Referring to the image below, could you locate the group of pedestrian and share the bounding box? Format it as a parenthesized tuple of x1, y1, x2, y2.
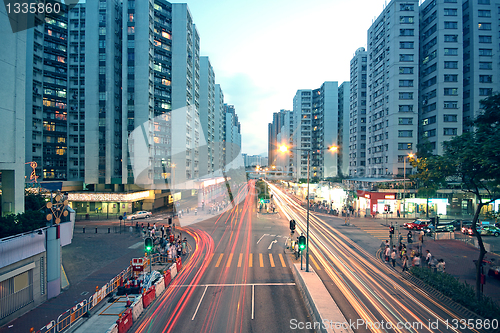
(141, 222, 189, 259)
(382, 239, 446, 273)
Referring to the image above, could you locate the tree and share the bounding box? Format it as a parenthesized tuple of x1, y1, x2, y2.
(409, 140, 447, 218)
(440, 93, 500, 301)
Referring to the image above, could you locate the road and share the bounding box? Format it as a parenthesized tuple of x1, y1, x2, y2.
(269, 182, 495, 333)
(131, 181, 314, 333)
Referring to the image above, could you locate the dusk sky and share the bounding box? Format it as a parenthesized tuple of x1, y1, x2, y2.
(179, 0, 418, 156)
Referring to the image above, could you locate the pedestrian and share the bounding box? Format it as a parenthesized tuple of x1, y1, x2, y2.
(436, 259, 446, 272)
(391, 249, 397, 267)
(401, 244, 407, 259)
(182, 238, 187, 255)
(402, 255, 409, 272)
(412, 254, 421, 267)
(176, 243, 182, 258)
(384, 245, 391, 262)
(407, 230, 413, 244)
(294, 242, 299, 260)
(397, 209, 400, 218)
(420, 230, 425, 244)
(425, 250, 432, 266)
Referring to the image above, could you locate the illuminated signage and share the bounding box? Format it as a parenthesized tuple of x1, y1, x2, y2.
(385, 195, 395, 199)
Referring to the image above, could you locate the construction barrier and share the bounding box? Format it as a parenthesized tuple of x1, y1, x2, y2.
(131, 295, 143, 322)
(142, 286, 156, 309)
(170, 262, 177, 279)
(163, 270, 171, 287)
(105, 323, 118, 333)
(176, 257, 182, 272)
(155, 277, 165, 297)
(116, 308, 133, 333)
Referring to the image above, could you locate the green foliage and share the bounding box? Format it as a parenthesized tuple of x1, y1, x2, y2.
(410, 267, 500, 320)
(409, 140, 447, 200)
(255, 181, 270, 200)
(25, 193, 47, 211)
(0, 211, 46, 239)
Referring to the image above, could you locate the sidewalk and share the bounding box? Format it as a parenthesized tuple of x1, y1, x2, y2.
(0, 227, 192, 333)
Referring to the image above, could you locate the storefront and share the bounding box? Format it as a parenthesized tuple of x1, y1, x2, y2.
(405, 198, 448, 216)
(357, 190, 397, 216)
(68, 190, 153, 216)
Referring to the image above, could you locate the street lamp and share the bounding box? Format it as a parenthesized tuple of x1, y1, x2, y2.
(402, 153, 414, 218)
(171, 163, 176, 216)
(279, 144, 338, 272)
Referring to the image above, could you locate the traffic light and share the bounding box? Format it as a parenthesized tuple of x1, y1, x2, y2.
(144, 237, 153, 252)
(384, 205, 388, 212)
(389, 226, 395, 235)
(298, 235, 306, 251)
(289, 219, 296, 231)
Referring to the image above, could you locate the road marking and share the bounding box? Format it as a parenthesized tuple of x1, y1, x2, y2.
(252, 284, 255, 320)
(270, 234, 275, 237)
(128, 242, 143, 249)
(173, 283, 296, 287)
(249, 253, 253, 267)
(259, 253, 264, 267)
(207, 253, 214, 265)
(278, 253, 286, 267)
(237, 253, 243, 267)
(256, 234, 268, 244)
(269, 253, 275, 267)
(268, 240, 277, 250)
(309, 255, 321, 270)
(215, 254, 224, 267)
(192, 285, 208, 320)
(226, 253, 233, 268)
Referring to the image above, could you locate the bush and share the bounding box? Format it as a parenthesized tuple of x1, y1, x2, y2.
(0, 211, 47, 239)
(410, 266, 500, 320)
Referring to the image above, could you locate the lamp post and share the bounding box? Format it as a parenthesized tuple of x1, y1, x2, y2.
(171, 163, 176, 216)
(402, 153, 414, 218)
(280, 145, 337, 272)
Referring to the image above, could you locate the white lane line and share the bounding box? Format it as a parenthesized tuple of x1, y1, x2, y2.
(268, 240, 277, 250)
(191, 285, 208, 320)
(270, 234, 275, 237)
(256, 234, 268, 244)
(172, 283, 296, 287)
(128, 242, 143, 249)
(252, 284, 255, 320)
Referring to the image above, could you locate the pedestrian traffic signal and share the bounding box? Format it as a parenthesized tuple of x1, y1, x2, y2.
(389, 226, 395, 235)
(144, 237, 153, 252)
(290, 219, 296, 231)
(298, 235, 306, 251)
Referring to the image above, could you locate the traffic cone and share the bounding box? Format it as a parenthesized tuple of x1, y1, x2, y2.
(126, 293, 131, 307)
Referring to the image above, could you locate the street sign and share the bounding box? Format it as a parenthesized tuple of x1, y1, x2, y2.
(264, 199, 270, 203)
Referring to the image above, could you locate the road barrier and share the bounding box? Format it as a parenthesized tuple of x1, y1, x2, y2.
(116, 308, 133, 333)
(37, 256, 182, 333)
(105, 323, 118, 333)
(155, 277, 165, 297)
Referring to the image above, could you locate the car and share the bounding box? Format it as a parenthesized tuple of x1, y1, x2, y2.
(479, 225, 500, 237)
(126, 211, 152, 220)
(450, 219, 472, 231)
(424, 222, 455, 234)
(404, 219, 430, 230)
(461, 222, 473, 234)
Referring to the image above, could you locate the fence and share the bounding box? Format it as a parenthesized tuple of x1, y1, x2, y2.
(37, 266, 133, 333)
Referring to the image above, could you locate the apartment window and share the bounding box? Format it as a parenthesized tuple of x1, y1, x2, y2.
(444, 35, 458, 42)
(400, 41, 414, 49)
(398, 130, 413, 138)
(443, 101, 458, 109)
(399, 80, 413, 87)
(479, 88, 493, 96)
(399, 67, 414, 74)
(399, 92, 413, 100)
(478, 22, 491, 30)
(444, 0, 457, 2)
(398, 117, 413, 125)
(444, 21, 458, 29)
(400, 16, 414, 24)
(98, 27, 106, 35)
(444, 88, 458, 95)
(444, 114, 458, 122)
(444, 48, 458, 55)
(98, 40, 105, 48)
(478, 0, 490, 3)
(423, 129, 436, 137)
(444, 8, 457, 16)
(444, 74, 458, 82)
(478, 10, 491, 17)
(400, 4, 414, 11)
(398, 143, 413, 150)
(479, 62, 492, 69)
(400, 29, 414, 36)
(399, 54, 414, 62)
(443, 128, 457, 135)
(444, 61, 458, 69)
(422, 116, 436, 125)
(127, 26, 135, 35)
(479, 75, 492, 83)
(479, 49, 492, 56)
(399, 105, 413, 112)
(479, 35, 492, 43)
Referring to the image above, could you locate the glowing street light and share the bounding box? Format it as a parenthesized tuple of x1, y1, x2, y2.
(278, 144, 338, 272)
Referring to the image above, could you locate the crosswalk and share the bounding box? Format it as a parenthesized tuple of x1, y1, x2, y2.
(350, 220, 392, 241)
(203, 253, 321, 270)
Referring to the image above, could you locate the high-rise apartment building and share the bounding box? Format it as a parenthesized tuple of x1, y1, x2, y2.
(224, 104, 241, 169)
(273, 110, 294, 177)
(292, 82, 342, 180)
(338, 82, 350, 176)
(462, 0, 500, 129)
(419, 0, 464, 155)
(213, 84, 225, 173)
(25, 8, 70, 182)
(366, 0, 420, 177)
(348, 48, 368, 177)
(199, 56, 215, 176)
